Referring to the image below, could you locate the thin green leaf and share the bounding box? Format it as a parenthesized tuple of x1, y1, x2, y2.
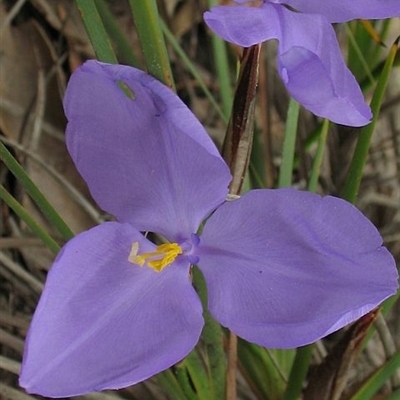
(93, 0, 139, 67)
(249, 129, 267, 189)
(175, 361, 199, 400)
(180, 350, 211, 400)
(283, 345, 314, 400)
(368, 19, 393, 70)
(238, 342, 270, 399)
(347, 19, 392, 84)
(211, 38, 233, 117)
(307, 119, 329, 192)
(0, 185, 60, 254)
(128, 0, 174, 88)
(0, 141, 74, 240)
(160, 19, 227, 123)
(157, 369, 189, 400)
(345, 22, 375, 86)
(207, 0, 233, 117)
(278, 99, 300, 188)
(349, 351, 400, 400)
(341, 37, 399, 203)
(193, 267, 226, 400)
(385, 388, 400, 400)
(238, 341, 294, 400)
(75, 0, 118, 63)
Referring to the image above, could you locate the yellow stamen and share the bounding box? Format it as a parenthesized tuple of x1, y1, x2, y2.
(128, 242, 183, 272)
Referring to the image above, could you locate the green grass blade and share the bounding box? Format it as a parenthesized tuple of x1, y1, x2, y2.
(347, 19, 392, 83)
(0, 185, 60, 254)
(0, 141, 74, 240)
(160, 20, 227, 123)
(157, 369, 190, 400)
(193, 267, 226, 400)
(238, 341, 294, 400)
(249, 129, 267, 189)
(349, 351, 400, 400)
(210, 34, 232, 117)
(283, 345, 313, 400)
(341, 37, 398, 203)
(368, 19, 392, 68)
(93, 0, 139, 67)
(278, 99, 300, 188)
(207, 0, 233, 117)
(128, 0, 174, 88)
(385, 388, 400, 400)
(238, 342, 270, 399)
(345, 22, 375, 85)
(307, 119, 329, 192)
(75, 0, 118, 63)
(180, 350, 211, 400)
(175, 361, 199, 400)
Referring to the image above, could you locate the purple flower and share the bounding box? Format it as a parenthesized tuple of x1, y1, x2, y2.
(204, 0, 400, 126)
(19, 61, 398, 397)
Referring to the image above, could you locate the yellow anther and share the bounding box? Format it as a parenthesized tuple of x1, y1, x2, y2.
(128, 242, 183, 272)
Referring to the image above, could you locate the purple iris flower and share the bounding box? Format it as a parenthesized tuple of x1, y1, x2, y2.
(19, 61, 398, 397)
(204, 0, 400, 127)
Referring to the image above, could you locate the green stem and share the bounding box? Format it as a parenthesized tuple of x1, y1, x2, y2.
(93, 0, 139, 67)
(207, 0, 233, 117)
(175, 362, 199, 400)
(308, 119, 329, 192)
(160, 19, 227, 123)
(341, 38, 398, 203)
(75, 0, 118, 63)
(128, 0, 174, 88)
(0, 141, 74, 240)
(193, 267, 226, 400)
(157, 369, 189, 400)
(283, 345, 313, 400)
(345, 23, 375, 86)
(182, 350, 211, 400)
(349, 351, 400, 400)
(0, 185, 60, 254)
(278, 99, 300, 188)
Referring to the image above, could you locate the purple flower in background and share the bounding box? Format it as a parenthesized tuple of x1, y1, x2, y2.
(204, 0, 400, 126)
(19, 61, 398, 397)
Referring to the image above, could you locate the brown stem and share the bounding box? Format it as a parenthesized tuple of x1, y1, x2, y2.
(222, 44, 261, 400)
(226, 332, 238, 400)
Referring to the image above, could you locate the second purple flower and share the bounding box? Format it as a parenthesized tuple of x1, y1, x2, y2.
(204, 0, 400, 126)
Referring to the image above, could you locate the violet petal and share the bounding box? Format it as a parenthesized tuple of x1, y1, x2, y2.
(204, 5, 278, 47)
(198, 189, 398, 348)
(64, 61, 231, 241)
(283, 0, 400, 23)
(19, 222, 203, 397)
(204, 3, 372, 126)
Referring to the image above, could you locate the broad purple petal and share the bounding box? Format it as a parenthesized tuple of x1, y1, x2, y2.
(197, 189, 398, 348)
(204, 5, 279, 47)
(282, 0, 400, 23)
(204, 3, 372, 126)
(20, 222, 203, 397)
(64, 61, 231, 240)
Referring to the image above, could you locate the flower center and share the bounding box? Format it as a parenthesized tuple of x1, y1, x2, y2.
(128, 242, 183, 272)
